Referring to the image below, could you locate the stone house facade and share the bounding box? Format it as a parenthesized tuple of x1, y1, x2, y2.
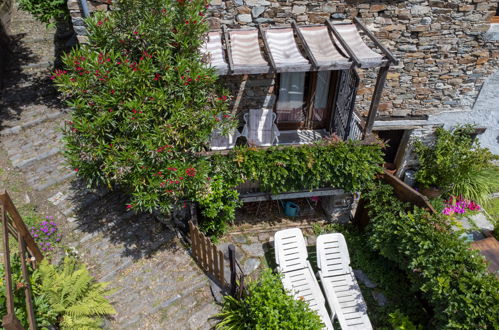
(204, 0, 499, 162)
(68, 0, 499, 170)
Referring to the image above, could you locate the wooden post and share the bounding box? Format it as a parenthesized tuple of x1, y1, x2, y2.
(228, 244, 237, 297)
(238, 275, 245, 300)
(18, 233, 37, 330)
(222, 25, 234, 74)
(1, 206, 14, 316)
(2, 313, 24, 330)
(189, 221, 196, 259)
(326, 20, 361, 68)
(206, 236, 214, 274)
(258, 24, 277, 71)
(218, 250, 224, 285)
(363, 65, 389, 138)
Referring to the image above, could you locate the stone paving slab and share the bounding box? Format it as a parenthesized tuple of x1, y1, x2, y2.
(0, 5, 220, 329)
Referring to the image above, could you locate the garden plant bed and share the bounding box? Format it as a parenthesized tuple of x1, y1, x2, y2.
(216, 220, 430, 328)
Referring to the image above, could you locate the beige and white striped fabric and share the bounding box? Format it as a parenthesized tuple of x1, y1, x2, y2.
(229, 29, 269, 74)
(265, 28, 310, 72)
(334, 24, 383, 68)
(299, 26, 350, 70)
(201, 32, 229, 75)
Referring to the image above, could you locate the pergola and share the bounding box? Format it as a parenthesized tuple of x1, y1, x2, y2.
(201, 18, 398, 139)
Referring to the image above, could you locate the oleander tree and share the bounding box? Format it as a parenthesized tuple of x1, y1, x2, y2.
(54, 0, 235, 214)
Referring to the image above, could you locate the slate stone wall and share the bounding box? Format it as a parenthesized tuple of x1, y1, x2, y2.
(208, 0, 499, 118)
(0, 0, 12, 86)
(68, 0, 499, 120)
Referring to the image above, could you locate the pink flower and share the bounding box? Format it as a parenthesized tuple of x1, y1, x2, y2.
(126, 204, 132, 209)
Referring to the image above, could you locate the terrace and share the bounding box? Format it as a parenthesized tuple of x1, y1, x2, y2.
(201, 18, 398, 149)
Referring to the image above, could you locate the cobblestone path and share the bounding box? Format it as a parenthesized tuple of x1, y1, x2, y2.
(0, 5, 219, 329)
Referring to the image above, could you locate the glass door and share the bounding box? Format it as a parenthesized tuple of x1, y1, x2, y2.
(275, 72, 306, 129)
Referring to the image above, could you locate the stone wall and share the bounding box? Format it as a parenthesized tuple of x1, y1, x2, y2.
(208, 0, 499, 118)
(0, 0, 12, 85)
(67, 0, 499, 123)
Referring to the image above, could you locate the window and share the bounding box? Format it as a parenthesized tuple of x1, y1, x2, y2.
(275, 72, 306, 125)
(275, 71, 337, 130)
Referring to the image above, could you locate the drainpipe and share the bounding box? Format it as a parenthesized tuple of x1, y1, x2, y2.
(79, 0, 91, 18)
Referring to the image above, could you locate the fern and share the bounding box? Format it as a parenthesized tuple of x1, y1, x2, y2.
(35, 257, 116, 329)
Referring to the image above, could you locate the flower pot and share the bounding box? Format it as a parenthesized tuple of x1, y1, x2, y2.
(419, 187, 442, 199)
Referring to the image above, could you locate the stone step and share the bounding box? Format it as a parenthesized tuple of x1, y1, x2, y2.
(1, 110, 66, 136)
(1, 119, 66, 168)
(18, 154, 75, 191)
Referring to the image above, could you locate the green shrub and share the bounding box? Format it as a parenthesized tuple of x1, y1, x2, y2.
(216, 269, 324, 329)
(32, 257, 116, 329)
(199, 140, 383, 236)
(414, 125, 497, 201)
(389, 310, 423, 330)
(0, 256, 58, 329)
(17, 0, 68, 25)
(54, 0, 233, 216)
(364, 182, 499, 328)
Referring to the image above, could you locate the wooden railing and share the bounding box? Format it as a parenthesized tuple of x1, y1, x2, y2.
(189, 221, 225, 286)
(1, 190, 43, 330)
(353, 170, 436, 229)
(188, 220, 246, 298)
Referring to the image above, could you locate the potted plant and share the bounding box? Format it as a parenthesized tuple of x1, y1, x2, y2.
(414, 125, 497, 201)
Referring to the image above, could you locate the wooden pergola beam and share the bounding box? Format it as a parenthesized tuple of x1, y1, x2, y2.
(222, 25, 234, 74)
(353, 17, 399, 65)
(326, 20, 361, 68)
(363, 64, 390, 138)
(291, 20, 319, 69)
(258, 24, 277, 72)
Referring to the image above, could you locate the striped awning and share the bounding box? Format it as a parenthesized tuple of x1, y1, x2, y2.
(201, 19, 397, 75)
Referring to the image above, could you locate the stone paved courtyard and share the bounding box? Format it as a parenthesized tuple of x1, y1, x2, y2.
(0, 5, 219, 329)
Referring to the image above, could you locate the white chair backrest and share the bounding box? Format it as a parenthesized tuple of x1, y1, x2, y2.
(210, 129, 239, 150)
(274, 228, 308, 272)
(316, 233, 351, 277)
(246, 109, 276, 146)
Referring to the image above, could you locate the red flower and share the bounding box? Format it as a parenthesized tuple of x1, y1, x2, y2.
(199, 12, 204, 17)
(133, 31, 138, 35)
(126, 204, 132, 209)
(111, 90, 115, 94)
(185, 168, 196, 177)
(154, 73, 161, 81)
(74, 168, 79, 172)
(97, 21, 103, 26)
(168, 167, 177, 171)
(185, 20, 189, 24)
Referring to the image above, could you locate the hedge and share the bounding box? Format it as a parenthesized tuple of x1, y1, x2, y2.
(364, 183, 499, 329)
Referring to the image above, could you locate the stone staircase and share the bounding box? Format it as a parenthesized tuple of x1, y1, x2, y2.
(0, 5, 218, 329)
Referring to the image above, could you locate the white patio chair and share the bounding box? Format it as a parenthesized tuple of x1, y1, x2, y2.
(316, 233, 372, 330)
(209, 128, 241, 150)
(241, 109, 280, 147)
(274, 228, 334, 330)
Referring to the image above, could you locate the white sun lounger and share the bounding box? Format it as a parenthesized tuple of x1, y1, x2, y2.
(274, 228, 334, 330)
(241, 109, 280, 147)
(316, 233, 372, 330)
